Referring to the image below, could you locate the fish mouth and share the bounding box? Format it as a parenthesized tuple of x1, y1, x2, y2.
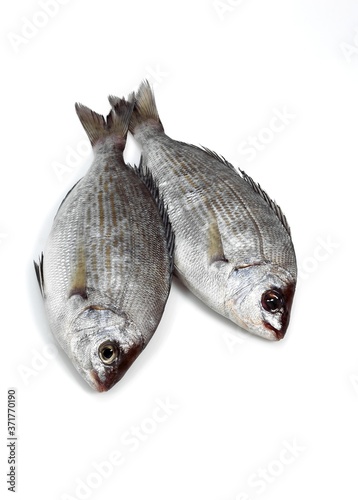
(263, 321, 286, 341)
(89, 370, 109, 392)
(89, 367, 123, 392)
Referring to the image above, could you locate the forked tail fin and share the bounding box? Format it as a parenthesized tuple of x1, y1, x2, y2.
(128, 80, 164, 134)
(75, 96, 134, 148)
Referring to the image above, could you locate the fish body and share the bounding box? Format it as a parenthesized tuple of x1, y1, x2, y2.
(129, 82, 297, 341)
(35, 97, 173, 391)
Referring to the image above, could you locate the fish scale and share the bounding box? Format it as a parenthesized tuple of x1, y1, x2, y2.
(35, 97, 173, 391)
(165, 141, 292, 264)
(129, 82, 297, 341)
(48, 150, 169, 332)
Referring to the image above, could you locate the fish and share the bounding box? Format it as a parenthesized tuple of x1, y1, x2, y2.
(34, 95, 174, 391)
(128, 81, 297, 341)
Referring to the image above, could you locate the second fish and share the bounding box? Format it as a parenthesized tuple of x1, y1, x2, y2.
(127, 82, 297, 341)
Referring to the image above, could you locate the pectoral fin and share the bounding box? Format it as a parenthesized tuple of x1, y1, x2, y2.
(34, 253, 45, 298)
(208, 214, 228, 265)
(69, 245, 88, 299)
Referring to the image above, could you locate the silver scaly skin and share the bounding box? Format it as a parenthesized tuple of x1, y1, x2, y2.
(128, 82, 297, 341)
(35, 96, 173, 391)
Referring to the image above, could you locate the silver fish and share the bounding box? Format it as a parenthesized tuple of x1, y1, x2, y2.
(35, 97, 173, 391)
(128, 82, 297, 341)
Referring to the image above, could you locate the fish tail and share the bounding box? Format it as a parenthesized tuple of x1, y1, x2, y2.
(75, 96, 134, 148)
(129, 80, 164, 133)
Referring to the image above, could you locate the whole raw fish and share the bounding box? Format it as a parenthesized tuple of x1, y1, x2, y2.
(128, 82, 297, 341)
(35, 96, 173, 391)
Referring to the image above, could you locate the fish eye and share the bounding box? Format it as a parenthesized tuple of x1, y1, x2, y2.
(98, 342, 118, 365)
(261, 289, 284, 313)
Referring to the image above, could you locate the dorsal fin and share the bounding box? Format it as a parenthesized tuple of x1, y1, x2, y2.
(200, 146, 292, 237)
(237, 168, 291, 236)
(200, 146, 237, 173)
(134, 158, 175, 275)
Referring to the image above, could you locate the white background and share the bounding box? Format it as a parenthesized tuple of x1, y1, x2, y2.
(1, 1, 358, 499)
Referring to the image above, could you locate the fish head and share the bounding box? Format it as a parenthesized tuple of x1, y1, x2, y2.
(225, 264, 296, 340)
(68, 306, 143, 391)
